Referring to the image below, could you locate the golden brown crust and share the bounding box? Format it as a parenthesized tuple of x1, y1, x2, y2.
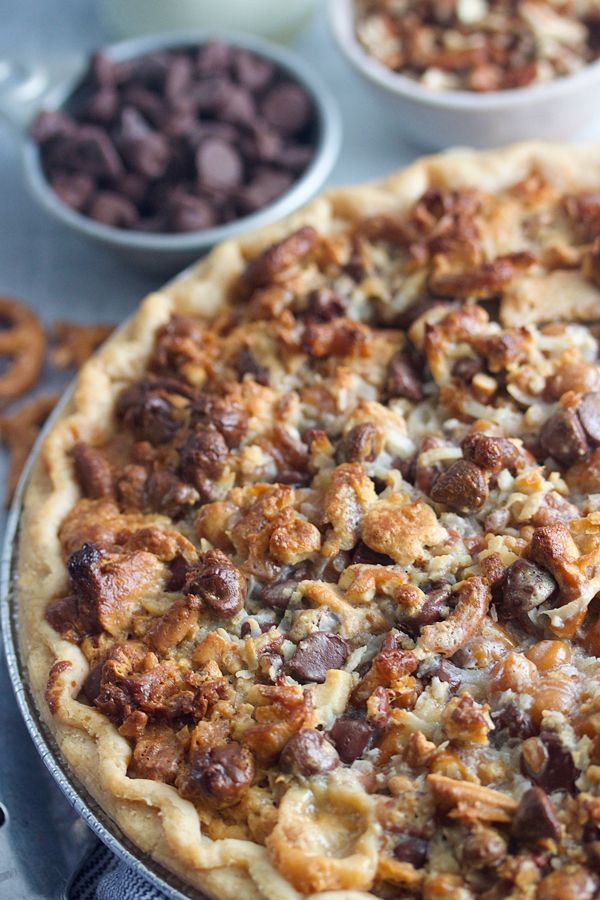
(18, 143, 600, 899)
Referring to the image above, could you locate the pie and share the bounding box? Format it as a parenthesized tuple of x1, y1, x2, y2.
(18, 143, 600, 899)
(354, 0, 600, 92)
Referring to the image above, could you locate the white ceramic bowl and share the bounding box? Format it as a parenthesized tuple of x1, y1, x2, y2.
(329, 0, 600, 149)
(20, 31, 341, 272)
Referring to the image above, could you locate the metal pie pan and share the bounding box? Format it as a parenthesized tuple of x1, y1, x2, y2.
(0, 318, 212, 897)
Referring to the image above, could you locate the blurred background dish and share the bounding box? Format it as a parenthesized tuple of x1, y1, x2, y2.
(329, 0, 600, 148)
(18, 31, 340, 272)
(99, 0, 318, 42)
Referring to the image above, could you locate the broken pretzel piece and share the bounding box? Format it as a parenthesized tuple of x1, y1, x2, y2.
(0, 295, 46, 406)
(52, 320, 115, 370)
(0, 393, 58, 505)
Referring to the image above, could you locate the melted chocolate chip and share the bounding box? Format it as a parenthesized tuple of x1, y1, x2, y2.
(430, 459, 488, 514)
(259, 578, 300, 611)
(180, 742, 254, 805)
(540, 408, 589, 467)
(520, 733, 579, 793)
(386, 352, 424, 402)
(280, 729, 340, 777)
(393, 836, 428, 867)
(512, 786, 561, 843)
(286, 632, 349, 684)
(500, 559, 556, 618)
(329, 715, 375, 763)
(491, 702, 535, 742)
(418, 658, 462, 692)
(184, 549, 246, 618)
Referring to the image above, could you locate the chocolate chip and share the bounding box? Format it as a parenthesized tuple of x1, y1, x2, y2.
(184, 549, 246, 618)
(233, 49, 274, 91)
(167, 554, 193, 592)
(418, 658, 462, 692)
(167, 193, 216, 233)
(430, 459, 488, 513)
(121, 86, 164, 126)
(490, 702, 535, 742)
(307, 288, 346, 322)
(259, 578, 300, 611)
(238, 168, 292, 214)
(236, 346, 270, 386)
(393, 836, 428, 867)
(461, 432, 519, 473)
(164, 54, 193, 102)
(188, 121, 238, 148)
(401, 583, 453, 635)
(540, 407, 589, 467)
(72, 126, 124, 178)
(286, 632, 349, 684)
(31, 109, 75, 143)
(148, 471, 199, 519)
(180, 742, 254, 805)
(351, 541, 394, 566)
(452, 356, 485, 383)
(329, 715, 374, 763)
(462, 828, 506, 868)
(261, 83, 311, 135)
(221, 84, 256, 126)
(196, 137, 243, 190)
(585, 840, 600, 872)
(179, 424, 229, 500)
(118, 106, 151, 141)
(81, 658, 104, 704)
(241, 123, 282, 163)
(128, 51, 170, 90)
(500, 559, 556, 618)
(342, 422, 384, 462)
(50, 173, 94, 211)
(90, 50, 117, 87)
(112, 172, 147, 205)
(280, 729, 340, 777)
(83, 87, 119, 123)
(190, 393, 248, 449)
(88, 191, 138, 228)
(512, 786, 560, 843)
(386, 351, 424, 402)
(72, 442, 113, 499)
(196, 41, 231, 75)
(121, 131, 170, 179)
(579, 392, 600, 443)
(521, 733, 579, 793)
(117, 380, 181, 444)
(279, 144, 314, 173)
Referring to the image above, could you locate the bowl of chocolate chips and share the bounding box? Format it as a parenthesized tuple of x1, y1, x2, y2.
(26, 32, 341, 271)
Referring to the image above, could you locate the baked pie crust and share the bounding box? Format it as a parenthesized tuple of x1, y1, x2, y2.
(18, 143, 600, 899)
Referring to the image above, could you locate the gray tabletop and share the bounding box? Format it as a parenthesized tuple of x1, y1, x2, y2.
(2, 2, 600, 897)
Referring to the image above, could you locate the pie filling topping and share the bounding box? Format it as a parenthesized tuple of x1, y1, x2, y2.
(45, 173, 600, 896)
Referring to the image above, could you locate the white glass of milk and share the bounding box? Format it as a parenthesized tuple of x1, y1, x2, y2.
(99, 0, 318, 42)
